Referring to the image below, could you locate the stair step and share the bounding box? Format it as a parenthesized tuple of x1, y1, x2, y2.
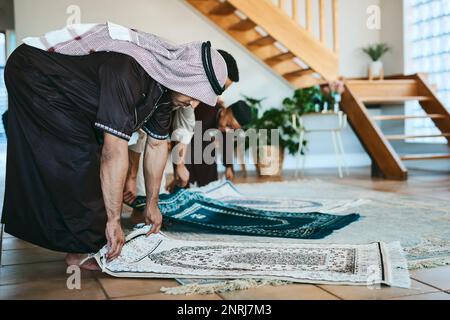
(284, 68, 315, 79)
(265, 52, 295, 65)
(209, 2, 236, 15)
(345, 79, 420, 98)
(229, 19, 256, 31)
(372, 114, 447, 121)
(385, 133, 450, 141)
(401, 153, 450, 161)
(347, 79, 418, 85)
(247, 36, 276, 47)
(361, 96, 432, 104)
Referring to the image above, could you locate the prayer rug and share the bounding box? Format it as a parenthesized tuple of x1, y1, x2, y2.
(94, 225, 410, 288)
(156, 187, 359, 239)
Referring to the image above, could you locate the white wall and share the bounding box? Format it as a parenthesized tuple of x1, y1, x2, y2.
(379, 0, 404, 75)
(0, 0, 14, 30)
(13, 0, 406, 169)
(339, 0, 381, 77)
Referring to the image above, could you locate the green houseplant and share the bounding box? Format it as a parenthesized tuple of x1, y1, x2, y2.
(239, 95, 302, 176)
(362, 43, 391, 80)
(282, 86, 323, 115)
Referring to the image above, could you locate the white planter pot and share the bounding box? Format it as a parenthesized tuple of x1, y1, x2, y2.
(370, 60, 384, 78)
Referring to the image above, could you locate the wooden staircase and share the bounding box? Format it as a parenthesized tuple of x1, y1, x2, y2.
(342, 74, 450, 180)
(187, 0, 450, 180)
(186, 0, 340, 87)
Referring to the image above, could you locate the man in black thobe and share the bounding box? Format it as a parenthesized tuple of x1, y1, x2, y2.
(1, 23, 228, 269)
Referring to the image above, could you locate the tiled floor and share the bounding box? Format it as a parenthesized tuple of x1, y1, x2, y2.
(1, 167, 450, 300)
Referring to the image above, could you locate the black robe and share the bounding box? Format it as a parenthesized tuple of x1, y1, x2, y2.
(2, 44, 172, 253)
(185, 103, 232, 187)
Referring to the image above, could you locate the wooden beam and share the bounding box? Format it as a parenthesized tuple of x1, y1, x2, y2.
(319, 0, 326, 44)
(265, 52, 295, 65)
(332, 0, 339, 54)
(361, 96, 432, 104)
(372, 114, 446, 121)
(209, 1, 236, 16)
(305, 0, 313, 33)
(270, 60, 303, 75)
(341, 85, 408, 180)
(345, 79, 420, 97)
(385, 133, 450, 141)
(247, 36, 276, 47)
(250, 45, 284, 60)
(292, 0, 299, 22)
(283, 68, 315, 79)
(229, 19, 256, 31)
(401, 154, 450, 161)
(288, 74, 326, 88)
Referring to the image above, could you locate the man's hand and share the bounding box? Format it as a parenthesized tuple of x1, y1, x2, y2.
(175, 163, 190, 188)
(144, 201, 163, 236)
(225, 166, 234, 181)
(167, 178, 176, 193)
(123, 176, 137, 205)
(105, 220, 125, 262)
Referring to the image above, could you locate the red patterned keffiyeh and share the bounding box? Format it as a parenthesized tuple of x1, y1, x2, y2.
(23, 22, 227, 106)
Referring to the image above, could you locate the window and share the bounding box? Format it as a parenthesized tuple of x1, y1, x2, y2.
(404, 0, 450, 143)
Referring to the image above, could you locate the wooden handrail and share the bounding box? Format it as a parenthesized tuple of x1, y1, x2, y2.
(305, 0, 313, 33)
(274, 0, 339, 54)
(292, 0, 299, 22)
(332, 0, 340, 54)
(319, 0, 326, 44)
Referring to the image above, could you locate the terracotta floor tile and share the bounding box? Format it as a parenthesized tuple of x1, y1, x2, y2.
(97, 277, 179, 299)
(219, 284, 339, 300)
(410, 266, 450, 291)
(319, 280, 439, 300)
(115, 293, 223, 300)
(2, 247, 65, 266)
(0, 261, 95, 286)
(2, 238, 38, 250)
(389, 292, 450, 300)
(0, 278, 106, 300)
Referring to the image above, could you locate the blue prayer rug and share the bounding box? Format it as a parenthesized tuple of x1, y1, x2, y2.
(131, 186, 360, 239)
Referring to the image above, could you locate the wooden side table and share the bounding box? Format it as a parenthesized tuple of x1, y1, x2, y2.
(295, 111, 349, 178)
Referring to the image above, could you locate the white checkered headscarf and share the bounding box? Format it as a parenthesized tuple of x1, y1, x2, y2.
(23, 22, 227, 106)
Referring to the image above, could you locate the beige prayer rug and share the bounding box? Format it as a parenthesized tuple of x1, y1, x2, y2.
(94, 225, 410, 289)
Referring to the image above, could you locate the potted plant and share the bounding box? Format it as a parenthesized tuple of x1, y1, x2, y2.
(237, 95, 302, 176)
(322, 80, 345, 113)
(252, 108, 303, 176)
(362, 43, 391, 80)
(282, 86, 323, 115)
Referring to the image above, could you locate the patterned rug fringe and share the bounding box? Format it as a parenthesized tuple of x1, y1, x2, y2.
(408, 258, 450, 270)
(160, 279, 290, 296)
(385, 242, 411, 289)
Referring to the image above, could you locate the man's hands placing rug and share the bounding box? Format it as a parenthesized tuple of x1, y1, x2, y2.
(144, 201, 163, 236)
(105, 220, 125, 262)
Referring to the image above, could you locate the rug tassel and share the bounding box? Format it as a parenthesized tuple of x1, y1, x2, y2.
(385, 242, 411, 289)
(160, 279, 290, 296)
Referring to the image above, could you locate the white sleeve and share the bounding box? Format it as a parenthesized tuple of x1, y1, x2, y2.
(128, 129, 147, 154)
(171, 106, 195, 145)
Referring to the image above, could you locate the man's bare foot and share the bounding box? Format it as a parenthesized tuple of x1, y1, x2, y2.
(65, 253, 101, 271)
(130, 208, 146, 225)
